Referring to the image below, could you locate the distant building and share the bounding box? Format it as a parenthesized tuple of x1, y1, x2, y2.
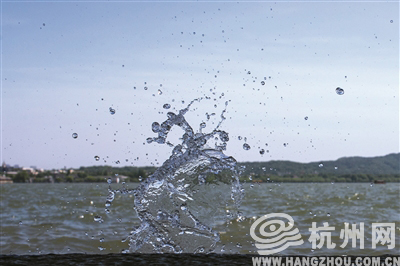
(22, 167, 37, 175)
(111, 175, 129, 183)
(6, 171, 18, 175)
(0, 176, 13, 184)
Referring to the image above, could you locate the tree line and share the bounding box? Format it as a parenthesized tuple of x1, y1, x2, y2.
(6, 153, 399, 183)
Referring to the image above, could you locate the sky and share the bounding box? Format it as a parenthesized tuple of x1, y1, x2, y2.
(1, 0, 399, 170)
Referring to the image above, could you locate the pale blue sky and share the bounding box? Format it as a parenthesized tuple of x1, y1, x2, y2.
(1, 1, 399, 170)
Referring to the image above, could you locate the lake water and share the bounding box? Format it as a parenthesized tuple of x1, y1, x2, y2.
(1, 182, 399, 256)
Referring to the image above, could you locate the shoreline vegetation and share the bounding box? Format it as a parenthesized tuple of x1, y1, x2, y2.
(2, 153, 399, 184)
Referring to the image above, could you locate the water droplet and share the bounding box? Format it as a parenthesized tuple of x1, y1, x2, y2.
(19, 221, 22, 225)
(390, 20, 393, 23)
(261, 81, 265, 85)
(304, 116, 308, 120)
(327, 213, 330, 217)
(94, 156, 100, 161)
(238, 136, 242, 140)
(109, 107, 116, 115)
(72, 133, 78, 139)
(243, 143, 250, 150)
(158, 89, 162, 95)
(94, 216, 103, 223)
(247, 71, 251, 74)
(107, 178, 112, 184)
(334, 166, 338, 170)
(319, 163, 323, 168)
(335, 87, 344, 95)
(100, 238, 105, 242)
(283, 143, 287, 147)
(259, 149, 265, 155)
(163, 103, 171, 109)
(98, 246, 105, 251)
(152, 122, 160, 133)
(200, 122, 206, 129)
(236, 243, 242, 248)
(144, 86, 148, 90)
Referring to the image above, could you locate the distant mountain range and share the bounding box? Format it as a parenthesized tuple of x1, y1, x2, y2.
(238, 153, 400, 176)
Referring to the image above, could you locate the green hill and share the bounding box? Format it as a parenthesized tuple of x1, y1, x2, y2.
(238, 153, 399, 182)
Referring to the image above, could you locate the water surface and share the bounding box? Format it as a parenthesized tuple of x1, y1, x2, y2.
(1, 182, 398, 255)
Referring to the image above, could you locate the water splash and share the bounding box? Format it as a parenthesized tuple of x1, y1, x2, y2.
(111, 98, 244, 253)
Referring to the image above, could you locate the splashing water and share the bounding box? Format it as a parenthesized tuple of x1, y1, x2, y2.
(109, 98, 244, 253)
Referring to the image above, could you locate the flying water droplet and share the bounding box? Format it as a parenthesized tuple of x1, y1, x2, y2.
(151, 122, 160, 133)
(72, 133, 78, 139)
(335, 87, 344, 95)
(319, 164, 323, 168)
(158, 89, 162, 95)
(259, 149, 265, 155)
(94, 216, 103, 223)
(304, 116, 308, 120)
(261, 81, 265, 85)
(94, 156, 100, 161)
(109, 107, 116, 115)
(163, 103, 171, 109)
(243, 143, 251, 150)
